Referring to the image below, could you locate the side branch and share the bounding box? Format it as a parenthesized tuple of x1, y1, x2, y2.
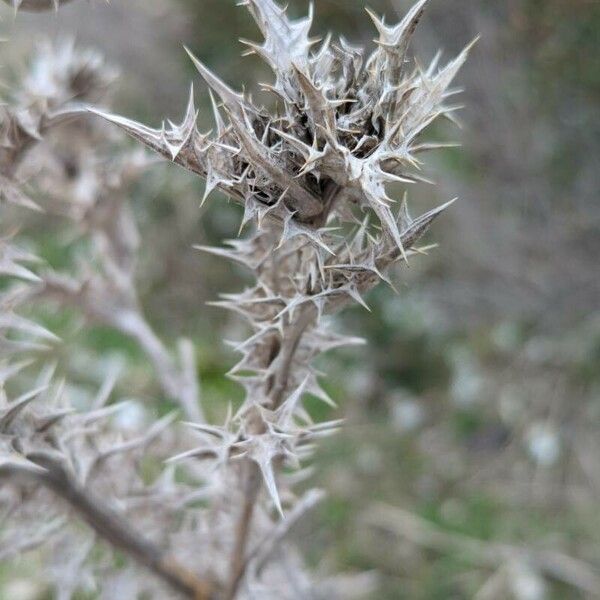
(0, 459, 215, 600)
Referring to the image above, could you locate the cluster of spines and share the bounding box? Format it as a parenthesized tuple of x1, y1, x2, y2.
(94, 0, 471, 520)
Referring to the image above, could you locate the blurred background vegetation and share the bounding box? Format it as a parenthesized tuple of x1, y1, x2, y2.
(1, 0, 599, 598)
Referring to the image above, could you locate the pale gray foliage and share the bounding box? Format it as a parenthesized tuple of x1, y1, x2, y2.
(5, 39, 204, 422)
(2, 1, 470, 598)
(0, 39, 210, 599)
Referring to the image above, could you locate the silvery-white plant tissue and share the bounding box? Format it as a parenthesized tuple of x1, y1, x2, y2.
(1, 1, 471, 597)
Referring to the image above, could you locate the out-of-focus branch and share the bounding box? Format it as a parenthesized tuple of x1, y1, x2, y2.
(0, 457, 215, 600)
(248, 488, 324, 577)
(0, 517, 66, 562)
(27, 270, 203, 422)
(1, 39, 204, 423)
(224, 488, 326, 600)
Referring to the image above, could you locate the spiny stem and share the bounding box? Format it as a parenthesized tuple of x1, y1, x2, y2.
(224, 463, 261, 600)
(268, 305, 315, 409)
(226, 298, 315, 596)
(0, 460, 215, 600)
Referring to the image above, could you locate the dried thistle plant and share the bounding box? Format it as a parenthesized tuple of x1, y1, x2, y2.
(1, 0, 473, 598)
(97, 0, 472, 595)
